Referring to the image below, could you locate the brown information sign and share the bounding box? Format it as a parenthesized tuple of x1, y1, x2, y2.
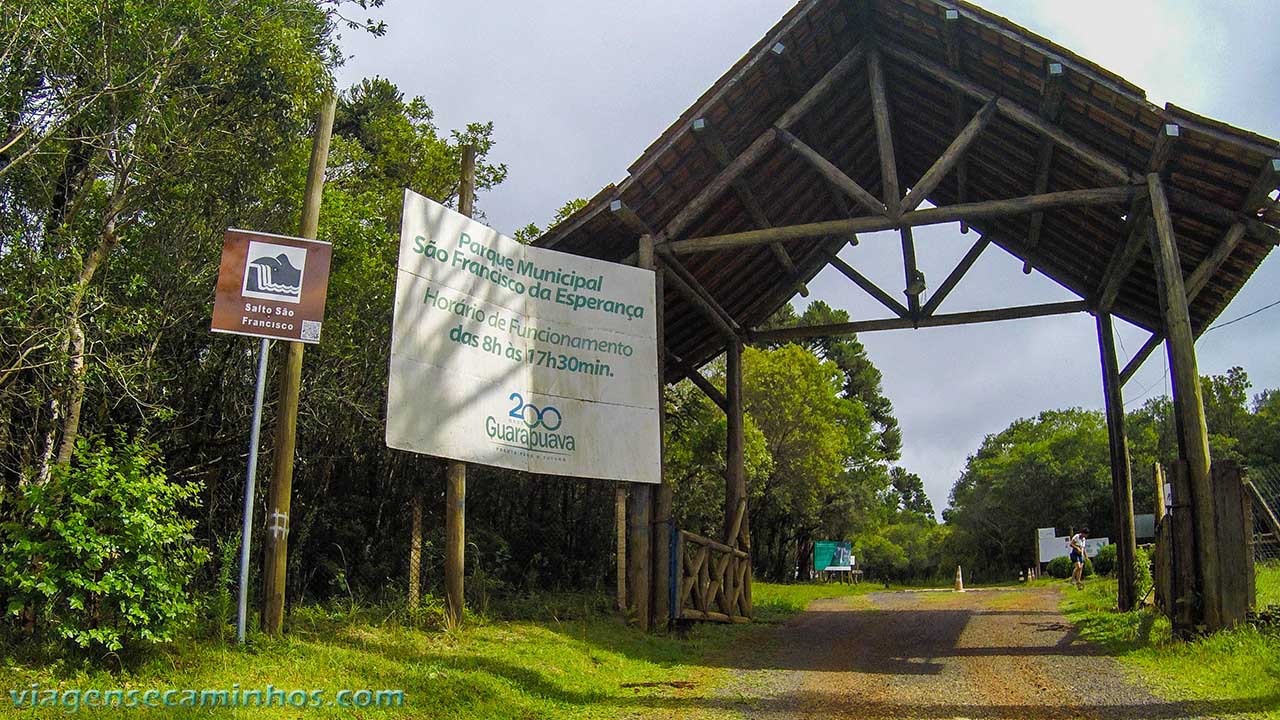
(211, 229, 332, 344)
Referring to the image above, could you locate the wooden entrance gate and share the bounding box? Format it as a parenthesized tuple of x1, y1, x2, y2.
(672, 499, 752, 623)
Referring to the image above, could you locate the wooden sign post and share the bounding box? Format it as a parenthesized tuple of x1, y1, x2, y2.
(261, 93, 336, 636)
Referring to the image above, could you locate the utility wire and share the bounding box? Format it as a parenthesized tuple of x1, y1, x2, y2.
(1202, 297, 1280, 335)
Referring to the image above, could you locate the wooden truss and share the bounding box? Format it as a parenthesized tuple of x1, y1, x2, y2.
(609, 25, 1279, 635)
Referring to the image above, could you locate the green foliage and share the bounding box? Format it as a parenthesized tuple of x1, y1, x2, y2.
(1093, 543, 1118, 575)
(944, 408, 1110, 581)
(1047, 556, 1073, 579)
(0, 434, 208, 651)
(1064, 572, 1280, 717)
(1133, 545, 1152, 600)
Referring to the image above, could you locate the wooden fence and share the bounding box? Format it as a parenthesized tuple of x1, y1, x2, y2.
(673, 499, 752, 623)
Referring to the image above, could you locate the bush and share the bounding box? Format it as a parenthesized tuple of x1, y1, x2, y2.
(1, 434, 208, 650)
(1093, 544, 1118, 575)
(1047, 556, 1073, 578)
(1047, 555, 1094, 579)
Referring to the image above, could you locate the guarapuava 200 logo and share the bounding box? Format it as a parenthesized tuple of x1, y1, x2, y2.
(485, 392, 576, 454)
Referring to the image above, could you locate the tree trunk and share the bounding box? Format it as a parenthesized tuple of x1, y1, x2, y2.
(38, 215, 120, 482)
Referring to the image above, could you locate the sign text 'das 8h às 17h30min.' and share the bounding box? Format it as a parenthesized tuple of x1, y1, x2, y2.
(386, 190, 660, 484)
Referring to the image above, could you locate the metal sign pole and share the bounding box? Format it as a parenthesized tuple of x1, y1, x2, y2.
(237, 337, 272, 643)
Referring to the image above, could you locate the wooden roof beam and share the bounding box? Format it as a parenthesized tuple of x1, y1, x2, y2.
(823, 250, 911, 319)
(662, 40, 867, 242)
(1120, 157, 1261, 385)
(667, 349, 728, 412)
(921, 234, 990, 317)
(752, 300, 1088, 342)
(868, 46, 920, 318)
(1094, 124, 1181, 315)
(774, 127, 887, 216)
(1243, 158, 1280, 215)
(660, 254, 742, 342)
(943, 7, 970, 233)
(880, 41, 1142, 185)
(666, 185, 1137, 254)
(692, 118, 810, 298)
(1021, 62, 1066, 274)
(902, 97, 998, 214)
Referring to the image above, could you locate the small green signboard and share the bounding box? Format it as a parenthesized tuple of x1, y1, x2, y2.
(813, 540, 853, 572)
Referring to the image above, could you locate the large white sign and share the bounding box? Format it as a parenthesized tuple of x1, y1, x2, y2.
(386, 190, 661, 483)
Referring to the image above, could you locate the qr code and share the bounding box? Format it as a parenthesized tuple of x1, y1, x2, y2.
(300, 320, 322, 342)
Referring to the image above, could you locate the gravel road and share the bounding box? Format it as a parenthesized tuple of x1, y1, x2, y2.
(706, 585, 1213, 720)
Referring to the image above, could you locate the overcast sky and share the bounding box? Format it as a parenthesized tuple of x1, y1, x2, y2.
(336, 1, 1280, 517)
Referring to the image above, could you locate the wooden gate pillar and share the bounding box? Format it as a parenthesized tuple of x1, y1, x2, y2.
(1148, 173, 1219, 629)
(1096, 312, 1138, 610)
(725, 338, 747, 540)
(648, 239, 671, 628)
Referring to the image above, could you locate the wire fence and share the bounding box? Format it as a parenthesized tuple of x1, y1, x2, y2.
(1248, 465, 1280, 565)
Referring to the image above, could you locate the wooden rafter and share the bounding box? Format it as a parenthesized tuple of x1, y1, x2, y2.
(1021, 61, 1065, 273)
(901, 97, 997, 214)
(823, 248, 910, 319)
(691, 118, 809, 297)
(775, 127, 886, 216)
(751, 300, 1087, 342)
(666, 185, 1138, 255)
(942, 7, 969, 233)
(667, 349, 728, 411)
(880, 41, 1141, 185)
(1119, 153, 1273, 385)
(659, 251, 742, 341)
(921, 234, 990, 316)
(660, 40, 867, 243)
(1095, 124, 1180, 315)
(867, 46, 921, 318)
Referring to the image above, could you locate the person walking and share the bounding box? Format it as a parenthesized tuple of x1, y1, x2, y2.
(1068, 527, 1089, 589)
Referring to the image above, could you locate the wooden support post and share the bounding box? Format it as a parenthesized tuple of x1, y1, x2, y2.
(444, 460, 465, 627)
(1097, 312, 1138, 611)
(651, 243, 670, 628)
(615, 483, 627, 611)
(626, 234, 659, 631)
(262, 92, 335, 636)
(1149, 173, 1219, 631)
(1211, 462, 1250, 627)
(1153, 463, 1167, 524)
(725, 339, 746, 545)
(1169, 460, 1197, 637)
(444, 145, 477, 629)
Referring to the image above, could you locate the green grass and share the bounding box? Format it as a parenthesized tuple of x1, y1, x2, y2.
(1061, 562, 1280, 719)
(0, 581, 874, 719)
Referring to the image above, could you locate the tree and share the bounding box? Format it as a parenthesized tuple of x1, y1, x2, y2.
(760, 302, 902, 460)
(943, 408, 1111, 580)
(741, 344, 881, 580)
(1, 0, 342, 485)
